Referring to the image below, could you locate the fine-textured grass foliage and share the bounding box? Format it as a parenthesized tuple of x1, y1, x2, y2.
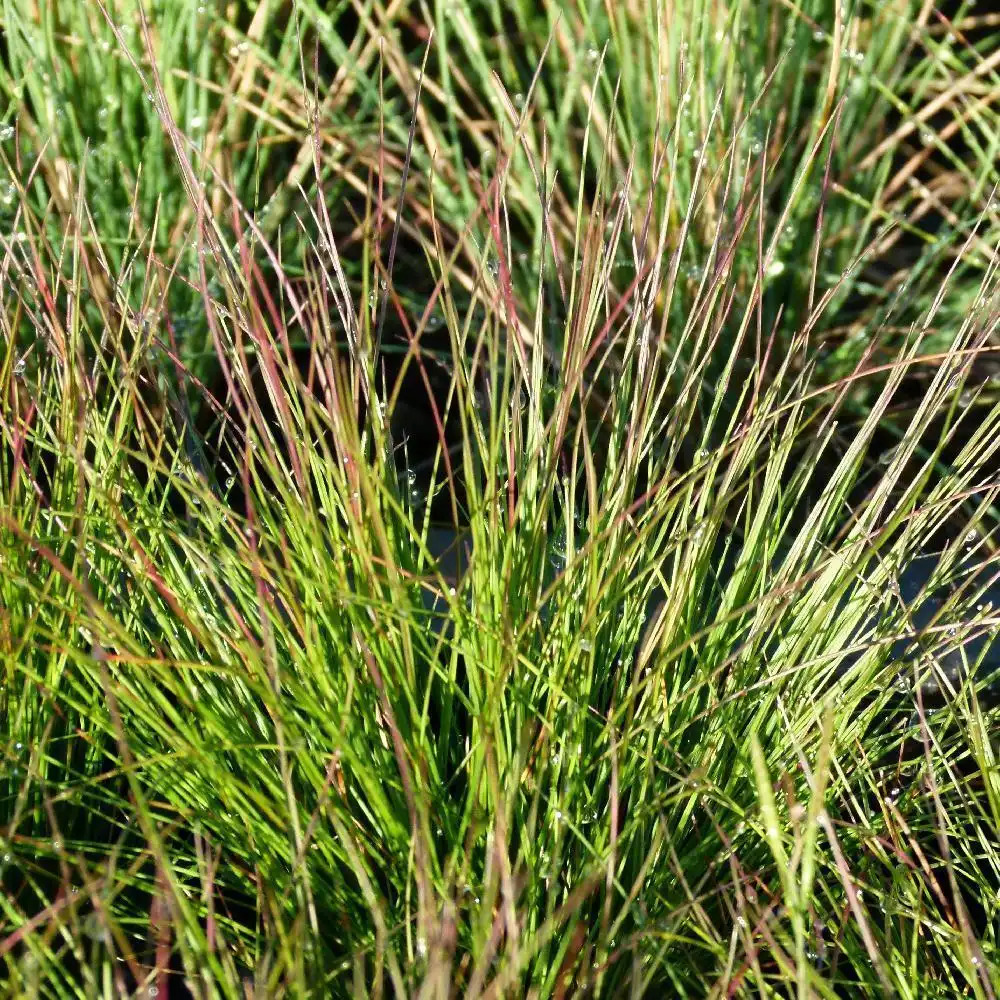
(2, 0, 1000, 997)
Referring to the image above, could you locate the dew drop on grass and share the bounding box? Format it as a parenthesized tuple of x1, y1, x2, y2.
(13, 357, 26, 378)
(877, 445, 899, 466)
(0, 124, 14, 141)
(919, 130, 934, 146)
(580, 639, 592, 653)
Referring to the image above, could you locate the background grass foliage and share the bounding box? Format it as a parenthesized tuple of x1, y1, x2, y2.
(2, 0, 1000, 996)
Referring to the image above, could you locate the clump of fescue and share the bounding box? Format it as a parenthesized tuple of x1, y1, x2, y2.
(2, 2, 1000, 998)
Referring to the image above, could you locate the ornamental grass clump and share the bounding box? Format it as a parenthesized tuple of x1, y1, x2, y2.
(2, 1, 1000, 997)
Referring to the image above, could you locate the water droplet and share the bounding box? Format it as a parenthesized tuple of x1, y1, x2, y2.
(766, 259, 786, 279)
(13, 357, 26, 377)
(813, 29, 825, 41)
(580, 639, 592, 652)
(878, 445, 900, 466)
(919, 130, 934, 146)
(514, 93, 525, 108)
(190, 115, 204, 129)
(0, 124, 14, 141)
